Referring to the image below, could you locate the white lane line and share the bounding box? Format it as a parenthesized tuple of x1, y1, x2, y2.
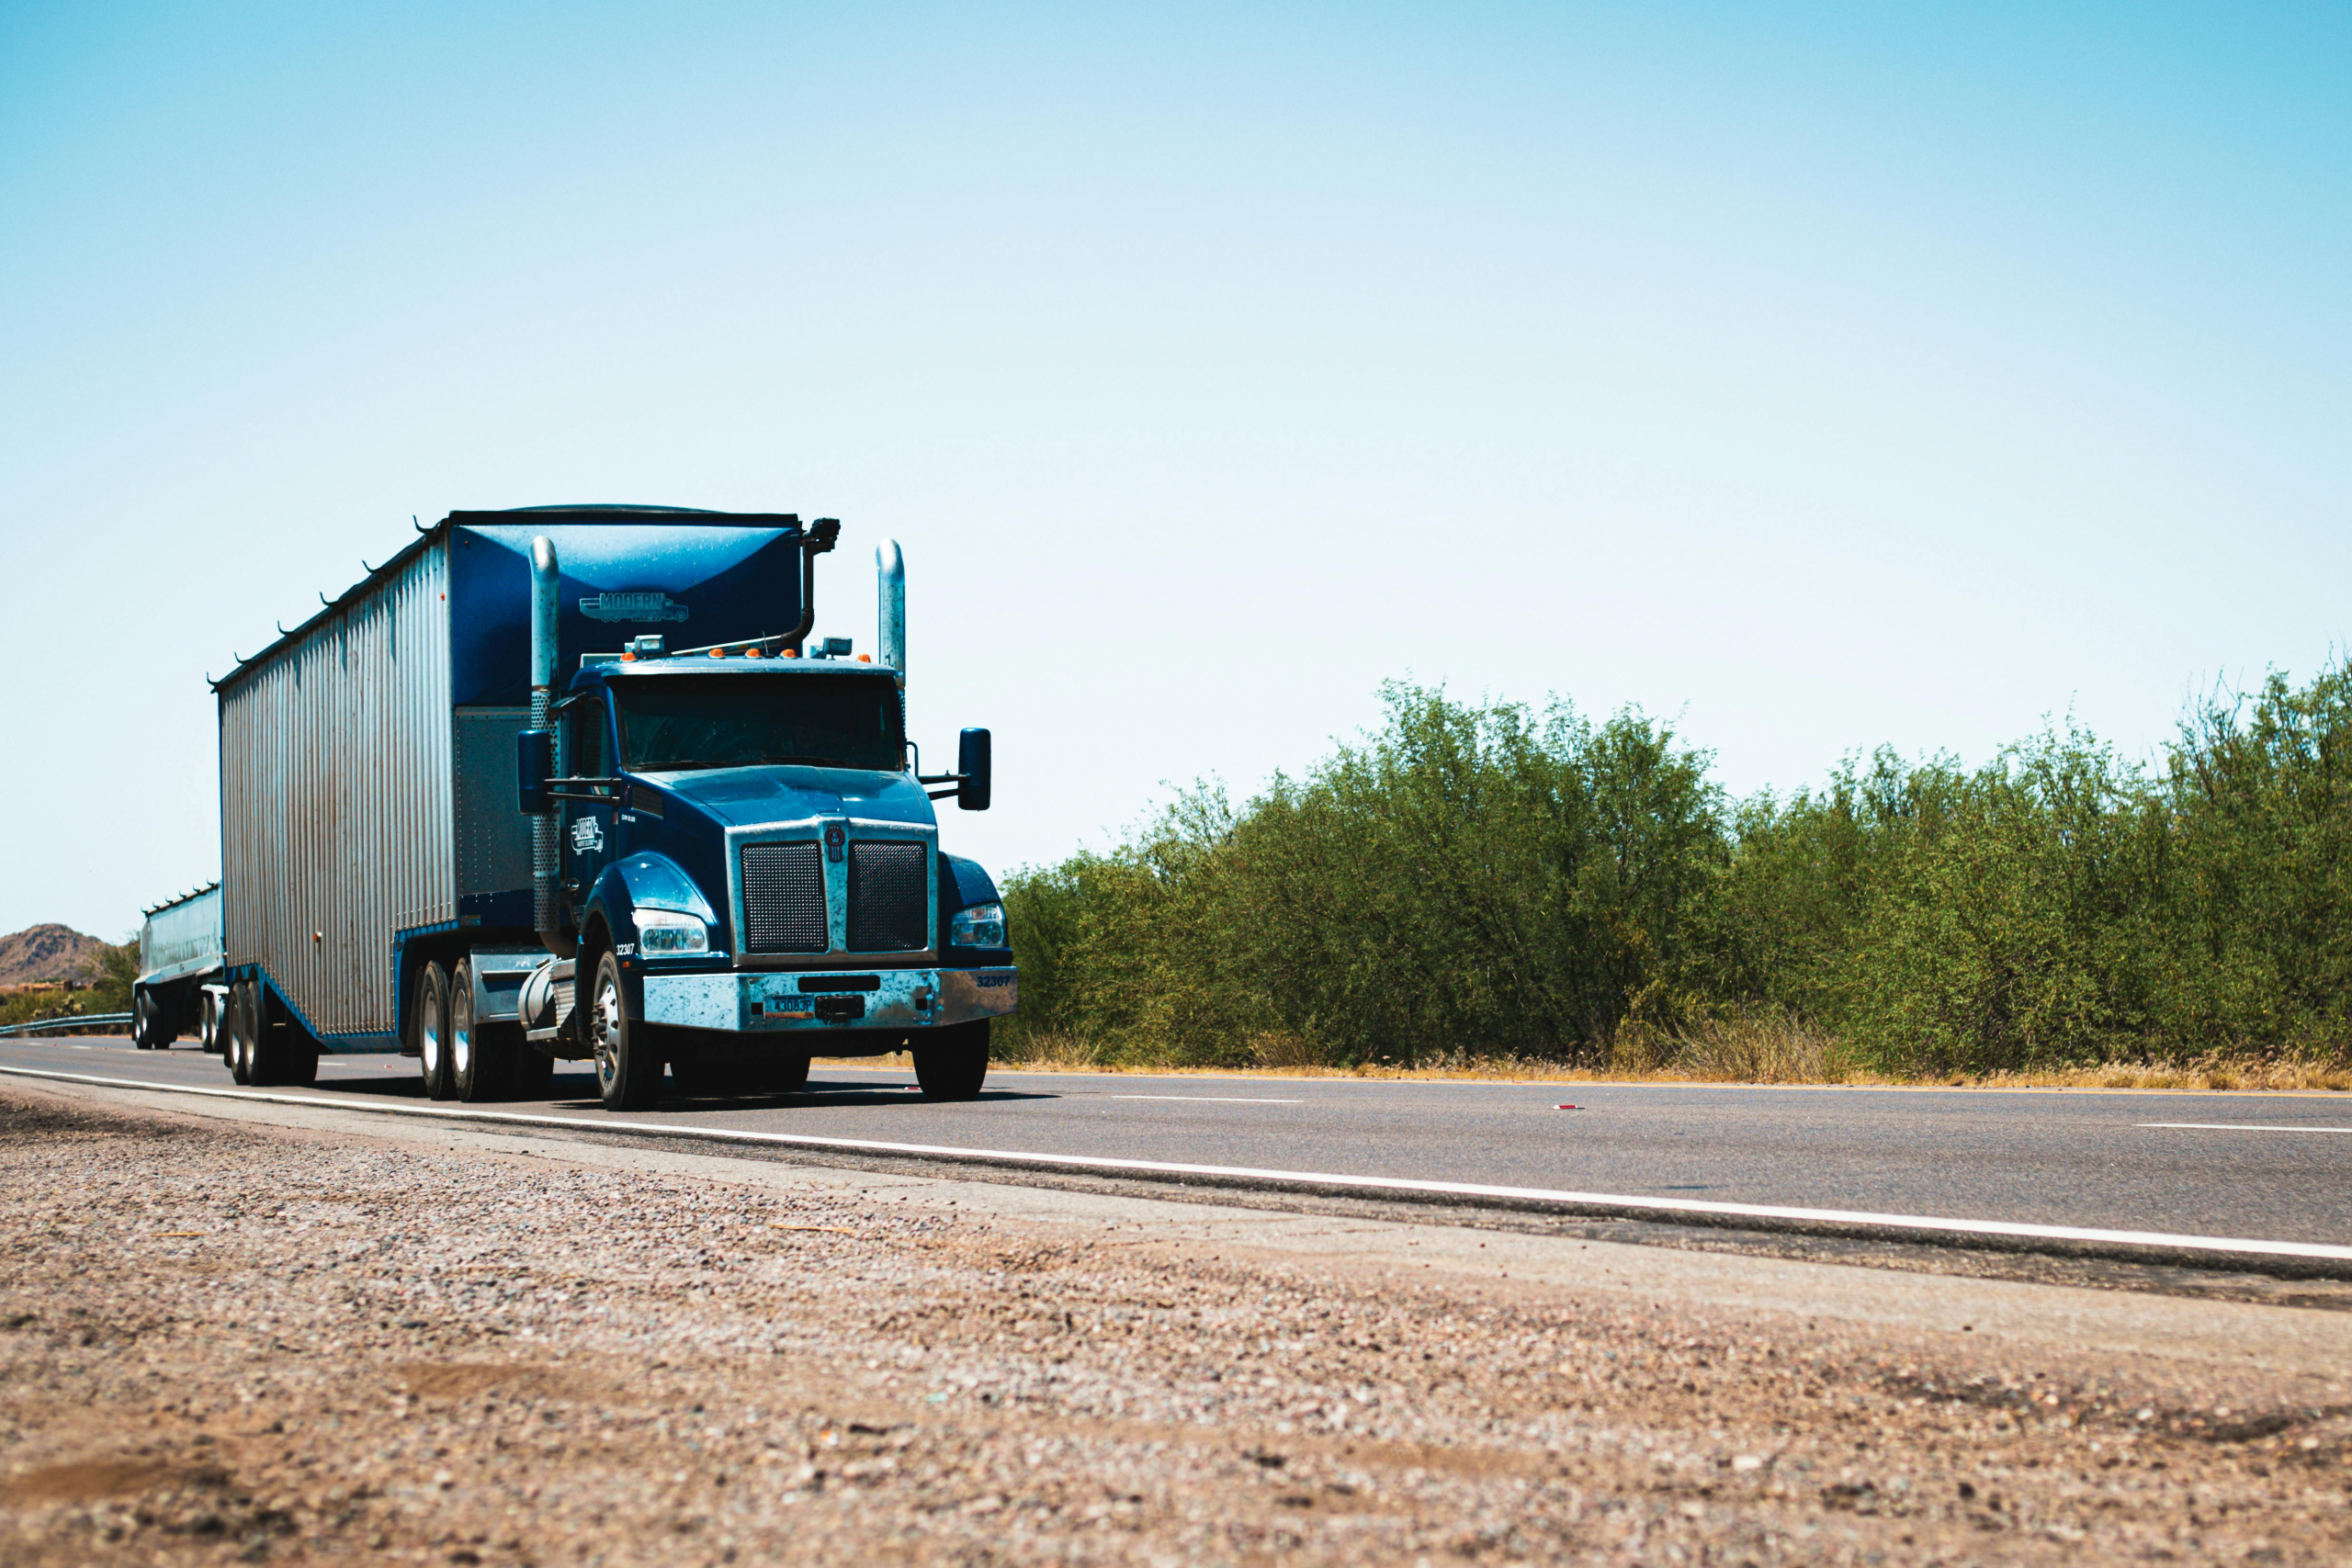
(6, 1063, 2349, 1263)
(1106, 1095, 1306, 1104)
(2141, 1122, 2352, 1134)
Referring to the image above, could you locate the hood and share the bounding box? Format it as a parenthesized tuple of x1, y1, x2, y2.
(650, 765, 936, 829)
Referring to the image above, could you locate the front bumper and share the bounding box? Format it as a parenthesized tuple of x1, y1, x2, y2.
(640, 966, 1017, 1033)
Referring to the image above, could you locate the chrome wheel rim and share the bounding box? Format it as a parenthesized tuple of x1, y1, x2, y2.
(594, 971, 624, 1092)
(451, 990, 473, 1081)
(419, 988, 442, 1081)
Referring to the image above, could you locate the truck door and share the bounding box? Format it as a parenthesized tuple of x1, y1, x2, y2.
(562, 696, 617, 918)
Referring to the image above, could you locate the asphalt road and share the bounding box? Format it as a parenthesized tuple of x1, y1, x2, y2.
(8, 1035, 2351, 1252)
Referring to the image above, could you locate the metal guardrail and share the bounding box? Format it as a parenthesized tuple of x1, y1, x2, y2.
(0, 1012, 133, 1038)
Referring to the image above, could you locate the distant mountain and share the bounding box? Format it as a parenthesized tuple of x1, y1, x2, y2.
(0, 924, 110, 987)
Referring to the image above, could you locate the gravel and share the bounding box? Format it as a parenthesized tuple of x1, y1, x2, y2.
(3, 1083, 2350, 1565)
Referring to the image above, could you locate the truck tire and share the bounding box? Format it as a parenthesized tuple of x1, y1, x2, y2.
(133, 990, 156, 1050)
(199, 991, 219, 1053)
(912, 1020, 989, 1101)
(449, 958, 519, 1102)
(588, 948, 662, 1111)
(246, 985, 296, 1085)
(226, 983, 255, 1085)
(413, 963, 454, 1100)
(512, 1044, 555, 1100)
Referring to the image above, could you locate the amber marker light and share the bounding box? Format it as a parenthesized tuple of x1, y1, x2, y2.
(709, 647, 727, 658)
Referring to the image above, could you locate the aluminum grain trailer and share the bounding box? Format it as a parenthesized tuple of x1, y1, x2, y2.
(132, 883, 226, 1051)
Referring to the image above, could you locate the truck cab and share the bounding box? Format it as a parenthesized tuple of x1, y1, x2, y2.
(526, 644, 1014, 1109)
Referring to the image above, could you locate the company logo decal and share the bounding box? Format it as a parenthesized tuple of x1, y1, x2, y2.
(580, 591, 689, 624)
(570, 817, 605, 856)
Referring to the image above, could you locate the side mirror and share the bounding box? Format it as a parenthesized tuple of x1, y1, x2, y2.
(956, 728, 992, 812)
(517, 728, 555, 815)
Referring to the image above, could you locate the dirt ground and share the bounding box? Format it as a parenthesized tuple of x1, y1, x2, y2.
(3, 1084, 2350, 1566)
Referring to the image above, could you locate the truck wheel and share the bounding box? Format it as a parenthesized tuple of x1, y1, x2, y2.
(588, 949, 661, 1111)
(913, 1020, 989, 1101)
(449, 958, 518, 1102)
(512, 1044, 555, 1100)
(246, 986, 291, 1085)
(413, 963, 454, 1100)
(199, 992, 219, 1053)
(226, 984, 255, 1085)
(133, 991, 156, 1049)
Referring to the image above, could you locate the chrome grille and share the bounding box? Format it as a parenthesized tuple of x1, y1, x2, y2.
(847, 842, 928, 952)
(741, 842, 828, 953)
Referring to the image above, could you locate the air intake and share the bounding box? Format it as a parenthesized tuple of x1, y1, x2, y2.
(847, 842, 927, 952)
(740, 842, 828, 953)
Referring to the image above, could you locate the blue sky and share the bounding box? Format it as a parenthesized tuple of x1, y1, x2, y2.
(3, 3, 2347, 937)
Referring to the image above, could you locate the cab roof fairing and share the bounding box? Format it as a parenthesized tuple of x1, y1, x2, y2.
(209, 506, 820, 699)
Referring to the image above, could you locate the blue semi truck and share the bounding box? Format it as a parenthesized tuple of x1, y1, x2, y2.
(207, 506, 1014, 1110)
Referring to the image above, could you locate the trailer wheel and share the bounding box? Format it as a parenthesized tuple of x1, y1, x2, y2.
(913, 1020, 989, 1101)
(132, 990, 156, 1050)
(199, 991, 219, 1053)
(413, 963, 454, 1100)
(245, 985, 299, 1085)
(226, 983, 255, 1085)
(588, 948, 661, 1111)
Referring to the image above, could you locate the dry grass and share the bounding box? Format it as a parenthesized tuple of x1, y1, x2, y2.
(1959, 1055, 2352, 1093)
(963, 1016, 2352, 1093)
(1604, 1010, 1853, 1083)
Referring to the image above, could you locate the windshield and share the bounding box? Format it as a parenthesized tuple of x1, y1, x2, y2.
(614, 674, 904, 773)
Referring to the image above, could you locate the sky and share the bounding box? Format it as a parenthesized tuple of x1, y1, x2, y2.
(2, 2, 2347, 940)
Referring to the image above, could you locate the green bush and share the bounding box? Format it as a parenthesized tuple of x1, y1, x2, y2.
(999, 665, 2352, 1075)
(0, 939, 136, 1028)
(83, 938, 140, 1013)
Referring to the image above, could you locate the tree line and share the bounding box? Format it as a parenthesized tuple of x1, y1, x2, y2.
(998, 664, 2352, 1076)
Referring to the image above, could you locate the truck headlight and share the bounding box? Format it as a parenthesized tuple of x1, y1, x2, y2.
(634, 908, 709, 954)
(948, 901, 1005, 948)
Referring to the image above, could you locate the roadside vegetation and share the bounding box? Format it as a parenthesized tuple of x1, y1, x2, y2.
(994, 663, 2352, 1089)
(0, 941, 135, 1028)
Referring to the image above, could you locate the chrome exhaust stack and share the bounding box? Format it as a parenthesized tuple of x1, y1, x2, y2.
(876, 538, 906, 676)
(529, 536, 562, 947)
